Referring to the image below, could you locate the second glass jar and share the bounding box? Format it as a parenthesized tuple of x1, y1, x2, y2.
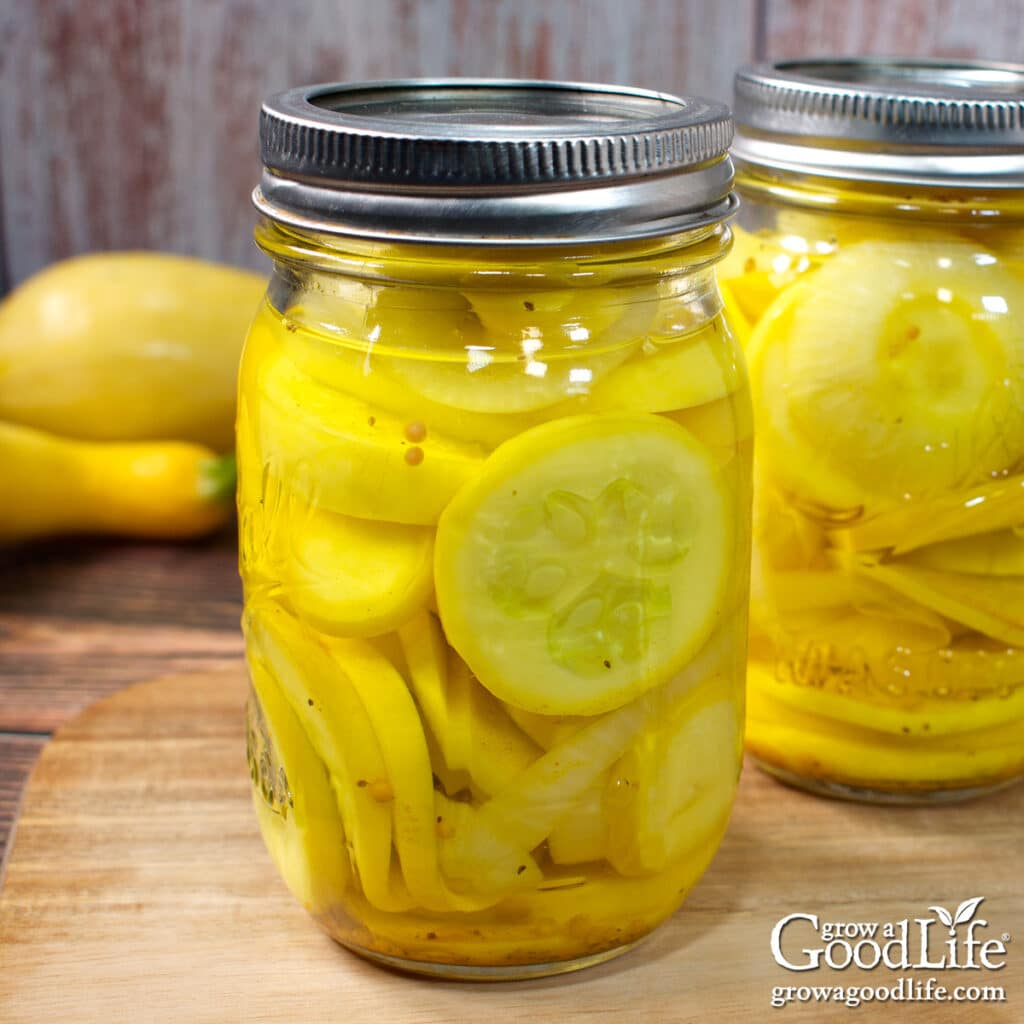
(726, 59, 1024, 801)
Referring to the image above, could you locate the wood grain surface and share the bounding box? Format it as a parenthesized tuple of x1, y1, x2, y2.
(0, 533, 243, 857)
(0, 668, 1021, 1023)
(0, 734, 44, 877)
(0, 532, 243, 733)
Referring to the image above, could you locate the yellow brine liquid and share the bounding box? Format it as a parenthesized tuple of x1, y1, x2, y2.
(721, 195, 1024, 797)
(236, 229, 752, 974)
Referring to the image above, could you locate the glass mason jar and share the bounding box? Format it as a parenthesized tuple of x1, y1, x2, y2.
(723, 59, 1024, 802)
(238, 80, 752, 979)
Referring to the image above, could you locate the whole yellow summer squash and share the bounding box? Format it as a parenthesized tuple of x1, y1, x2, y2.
(0, 252, 265, 450)
(0, 419, 235, 542)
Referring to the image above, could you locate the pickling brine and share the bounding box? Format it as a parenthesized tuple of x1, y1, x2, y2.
(730, 59, 1024, 800)
(238, 245, 750, 974)
(240, 80, 750, 979)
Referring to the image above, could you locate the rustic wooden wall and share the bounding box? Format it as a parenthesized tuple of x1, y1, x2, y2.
(764, 0, 1024, 59)
(1, 0, 1022, 290)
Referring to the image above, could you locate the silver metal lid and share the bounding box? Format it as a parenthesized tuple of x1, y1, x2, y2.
(254, 79, 736, 244)
(733, 58, 1024, 189)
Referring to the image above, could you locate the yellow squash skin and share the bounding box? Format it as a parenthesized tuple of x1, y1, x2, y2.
(0, 252, 265, 450)
(0, 420, 235, 541)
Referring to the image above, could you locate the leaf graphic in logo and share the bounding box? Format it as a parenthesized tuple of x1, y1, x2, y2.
(953, 897, 985, 926)
(929, 898, 985, 937)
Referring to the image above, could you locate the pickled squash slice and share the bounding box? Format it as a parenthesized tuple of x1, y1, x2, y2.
(273, 315, 549, 448)
(849, 556, 1024, 647)
(435, 414, 730, 715)
(397, 612, 541, 797)
(746, 680, 1024, 786)
(445, 649, 542, 795)
(748, 648, 1024, 739)
(245, 657, 351, 913)
(833, 473, 1024, 555)
(904, 528, 1024, 576)
(502, 704, 586, 750)
(279, 502, 434, 637)
(443, 623, 735, 887)
(758, 239, 1024, 511)
(245, 604, 412, 913)
(248, 602, 535, 911)
(546, 778, 608, 865)
(441, 692, 651, 893)
(464, 285, 627, 347)
(606, 699, 738, 877)
(747, 283, 866, 515)
(717, 222, 820, 324)
(257, 348, 484, 524)
(386, 283, 653, 414)
(387, 333, 638, 415)
(578, 318, 745, 414)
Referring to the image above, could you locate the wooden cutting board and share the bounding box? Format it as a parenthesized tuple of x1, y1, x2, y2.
(0, 668, 1020, 1023)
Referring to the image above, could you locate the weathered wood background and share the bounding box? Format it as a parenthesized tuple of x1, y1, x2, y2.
(3, 0, 1024, 290)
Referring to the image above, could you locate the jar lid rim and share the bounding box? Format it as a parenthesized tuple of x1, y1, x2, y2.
(733, 58, 1024, 188)
(256, 78, 736, 243)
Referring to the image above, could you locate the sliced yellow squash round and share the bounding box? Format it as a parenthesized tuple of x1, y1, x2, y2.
(435, 413, 731, 715)
(291, 279, 476, 352)
(247, 601, 506, 912)
(501, 704, 586, 750)
(752, 474, 829, 577)
(546, 777, 608, 865)
(578, 318, 745, 414)
(850, 556, 1024, 647)
(441, 691, 650, 893)
(320, 631, 471, 911)
(746, 680, 1024, 786)
(769, 238, 1024, 509)
(667, 388, 753, 476)
(395, 611, 450, 750)
(397, 612, 541, 797)
(278, 501, 433, 637)
(244, 602, 412, 913)
(384, 283, 659, 414)
(246, 657, 351, 913)
(903, 528, 1024, 576)
(386, 336, 639, 415)
(606, 698, 738, 876)
(748, 283, 867, 516)
(832, 472, 1024, 555)
(759, 568, 889, 614)
(718, 221, 820, 324)
(277, 318, 546, 449)
(748, 651, 1024, 739)
(257, 348, 484, 524)
(433, 792, 542, 899)
(444, 649, 542, 795)
(463, 285, 625, 347)
(369, 283, 478, 350)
